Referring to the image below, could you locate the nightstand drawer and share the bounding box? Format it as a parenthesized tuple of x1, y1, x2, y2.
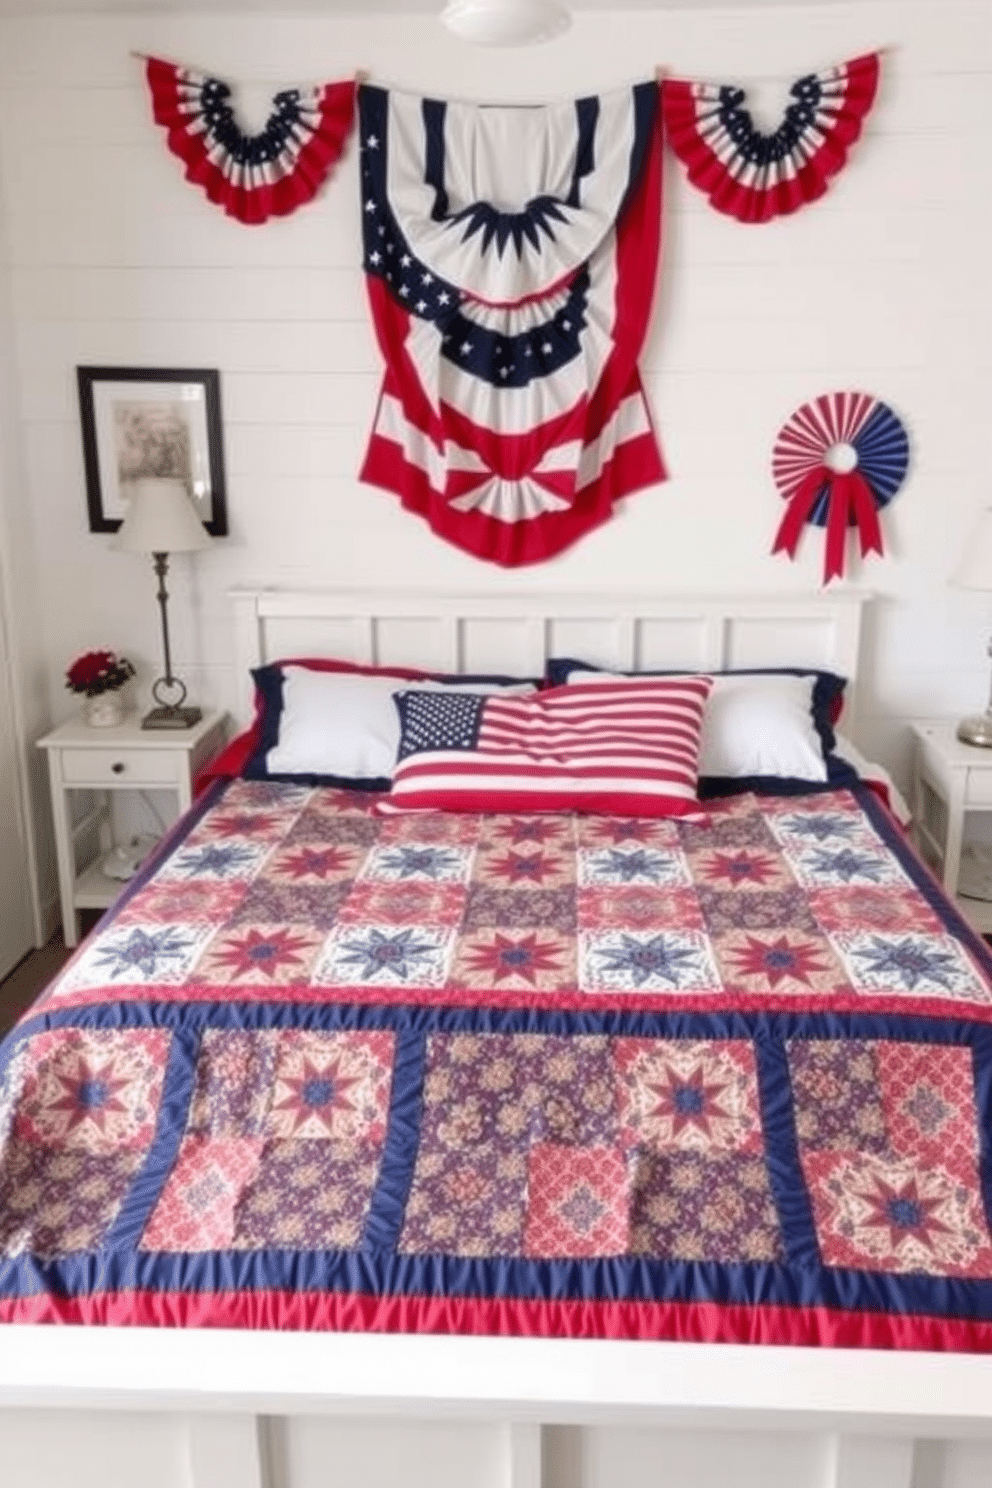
(60, 747, 179, 786)
(37, 709, 227, 948)
(965, 770, 992, 807)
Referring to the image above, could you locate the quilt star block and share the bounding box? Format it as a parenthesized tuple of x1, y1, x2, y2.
(361, 842, 475, 884)
(15, 1028, 169, 1151)
(195, 924, 326, 986)
(688, 846, 793, 892)
(784, 843, 909, 890)
(829, 932, 992, 1004)
(711, 928, 845, 997)
(157, 839, 271, 883)
(614, 1038, 764, 1155)
(268, 842, 369, 884)
(474, 844, 575, 891)
(577, 816, 681, 850)
(807, 1152, 992, 1277)
(57, 923, 216, 991)
(577, 844, 693, 889)
(313, 924, 455, 987)
(451, 927, 576, 993)
(580, 929, 723, 995)
(267, 1031, 394, 1144)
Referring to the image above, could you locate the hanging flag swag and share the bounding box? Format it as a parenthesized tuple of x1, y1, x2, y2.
(663, 52, 880, 224)
(771, 391, 909, 585)
(357, 80, 666, 567)
(142, 56, 356, 225)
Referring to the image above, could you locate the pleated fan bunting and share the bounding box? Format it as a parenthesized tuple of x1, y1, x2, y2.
(142, 55, 356, 224)
(663, 53, 881, 224)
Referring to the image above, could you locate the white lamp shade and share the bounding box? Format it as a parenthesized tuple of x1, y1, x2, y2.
(114, 478, 211, 554)
(441, 0, 570, 45)
(953, 508, 992, 591)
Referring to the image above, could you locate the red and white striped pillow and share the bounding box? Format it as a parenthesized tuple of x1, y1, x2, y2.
(380, 676, 714, 816)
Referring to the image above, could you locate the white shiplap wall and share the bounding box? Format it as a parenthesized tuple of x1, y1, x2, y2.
(0, 3, 989, 915)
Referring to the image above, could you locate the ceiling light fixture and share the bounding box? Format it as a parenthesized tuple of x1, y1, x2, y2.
(440, 0, 571, 46)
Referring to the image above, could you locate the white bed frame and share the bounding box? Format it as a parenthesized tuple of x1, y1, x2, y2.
(227, 587, 869, 736)
(5, 588, 992, 1488)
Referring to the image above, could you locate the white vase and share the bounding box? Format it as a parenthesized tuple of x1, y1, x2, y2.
(84, 692, 125, 728)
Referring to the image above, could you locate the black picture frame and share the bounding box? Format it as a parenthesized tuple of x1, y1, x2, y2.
(76, 366, 228, 536)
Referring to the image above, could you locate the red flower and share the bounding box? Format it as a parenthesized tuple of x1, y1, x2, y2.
(65, 649, 135, 697)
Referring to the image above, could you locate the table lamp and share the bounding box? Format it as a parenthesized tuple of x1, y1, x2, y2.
(953, 506, 992, 746)
(114, 477, 210, 730)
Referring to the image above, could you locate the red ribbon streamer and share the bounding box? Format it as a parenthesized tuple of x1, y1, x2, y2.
(772, 464, 884, 583)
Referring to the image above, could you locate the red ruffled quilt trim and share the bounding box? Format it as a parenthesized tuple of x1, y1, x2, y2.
(5, 1289, 992, 1354)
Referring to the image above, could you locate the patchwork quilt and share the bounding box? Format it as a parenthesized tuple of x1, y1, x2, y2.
(3, 778, 992, 1351)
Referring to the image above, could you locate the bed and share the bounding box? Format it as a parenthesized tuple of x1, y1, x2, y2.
(4, 588, 992, 1488)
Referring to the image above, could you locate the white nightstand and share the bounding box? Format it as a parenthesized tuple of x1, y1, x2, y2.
(37, 709, 227, 947)
(910, 719, 992, 935)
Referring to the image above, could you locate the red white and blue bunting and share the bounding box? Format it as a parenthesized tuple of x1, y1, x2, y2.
(771, 391, 909, 585)
(663, 53, 880, 224)
(357, 80, 665, 566)
(143, 56, 356, 225)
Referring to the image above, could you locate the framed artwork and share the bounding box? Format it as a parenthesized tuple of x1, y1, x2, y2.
(76, 366, 228, 536)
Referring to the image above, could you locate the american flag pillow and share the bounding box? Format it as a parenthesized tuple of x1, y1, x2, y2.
(381, 676, 714, 817)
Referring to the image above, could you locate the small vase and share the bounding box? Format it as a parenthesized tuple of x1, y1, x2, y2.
(84, 692, 125, 728)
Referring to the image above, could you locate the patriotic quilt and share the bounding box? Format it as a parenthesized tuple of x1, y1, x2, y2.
(357, 81, 666, 566)
(4, 778, 992, 1351)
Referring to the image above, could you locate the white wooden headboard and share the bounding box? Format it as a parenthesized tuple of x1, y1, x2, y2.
(228, 588, 870, 733)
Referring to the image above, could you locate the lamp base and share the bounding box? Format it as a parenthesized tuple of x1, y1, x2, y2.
(141, 705, 202, 731)
(957, 714, 992, 748)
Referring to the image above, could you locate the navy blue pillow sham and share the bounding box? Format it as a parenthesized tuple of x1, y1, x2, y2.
(244, 660, 538, 789)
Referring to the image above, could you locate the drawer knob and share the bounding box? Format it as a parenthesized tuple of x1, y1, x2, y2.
(111, 761, 126, 774)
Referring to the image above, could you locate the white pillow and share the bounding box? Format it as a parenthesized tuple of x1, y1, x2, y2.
(556, 670, 829, 781)
(266, 666, 535, 779)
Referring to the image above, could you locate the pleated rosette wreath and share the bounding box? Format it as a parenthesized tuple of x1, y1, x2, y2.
(357, 80, 666, 566)
(663, 52, 880, 224)
(143, 56, 356, 224)
(771, 391, 909, 584)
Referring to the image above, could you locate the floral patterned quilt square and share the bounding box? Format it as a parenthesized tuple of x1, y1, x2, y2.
(3, 778, 992, 1351)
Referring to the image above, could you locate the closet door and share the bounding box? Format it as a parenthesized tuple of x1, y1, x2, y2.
(0, 608, 34, 981)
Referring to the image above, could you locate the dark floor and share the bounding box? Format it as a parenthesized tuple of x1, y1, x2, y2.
(0, 913, 101, 1038)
